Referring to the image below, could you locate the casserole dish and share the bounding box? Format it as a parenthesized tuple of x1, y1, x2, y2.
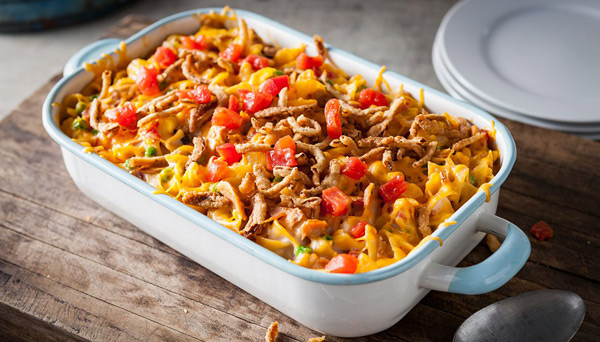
(43, 8, 530, 337)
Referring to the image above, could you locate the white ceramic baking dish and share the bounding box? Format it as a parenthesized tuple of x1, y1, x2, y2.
(42, 8, 530, 337)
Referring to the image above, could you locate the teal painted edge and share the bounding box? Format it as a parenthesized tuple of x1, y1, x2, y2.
(64, 38, 121, 77)
(42, 8, 517, 285)
(448, 222, 531, 294)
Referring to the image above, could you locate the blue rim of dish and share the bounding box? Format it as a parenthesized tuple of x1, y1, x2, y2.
(42, 8, 517, 285)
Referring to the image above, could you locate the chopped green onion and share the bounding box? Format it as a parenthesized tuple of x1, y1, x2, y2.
(160, 168, 174, 183)
(295, 245, 312, 256)
(274, 70, 284, 76)
(159, 80, 168, 91)
(165, 88, 174, 93)
(326, 79, 333, 86)
(273, 176, 284, 183)
(145, 146, 157, 157)
(209, 182, 223, 195)
(75, 101, 86, 114)
(356, 84, 367, 92)
(124, 159, 132, 170)
(89, 94, 99, 100)
(72, 117, 88, 130)
(92, 129, 99, 135)
(468, 174, 477, 186)
(323, 235, 333, 241)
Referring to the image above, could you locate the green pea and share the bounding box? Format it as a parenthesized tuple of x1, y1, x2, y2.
(295, 245, 312, 256)
(145, 146, 157, 157)
(72, 117, 88, 130)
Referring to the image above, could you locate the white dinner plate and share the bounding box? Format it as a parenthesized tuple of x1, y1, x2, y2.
(432, 41, 600, 134)
(433, 43, 600, 139)
(438, 0, 600, 123)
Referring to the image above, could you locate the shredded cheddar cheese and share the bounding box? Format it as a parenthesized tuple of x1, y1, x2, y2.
(59, 7, 500, 274)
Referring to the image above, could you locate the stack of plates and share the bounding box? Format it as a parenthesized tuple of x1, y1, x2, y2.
(432, 0, 600, 139)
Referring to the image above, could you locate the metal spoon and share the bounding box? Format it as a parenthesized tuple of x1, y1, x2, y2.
(454, 290, 585, 342)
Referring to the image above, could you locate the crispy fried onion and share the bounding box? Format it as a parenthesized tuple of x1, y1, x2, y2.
(186, 137, 206, 168)
(89, 98, 118, 133)
(235, 143, 271, 153)
(358, 136, 425, 155)
(253, 103, 318, 118)
(452, 131, 486, 151)
(182, 191, 229, 209)
(330, 135, 359, 156)
(412, 141, 437, 168)
(367, 97, 407, 136)
(241, 192, 267, 238)
(286, 115, 321, 137)
(182, 54, 210, 84)
(127, 156, 168, 171)
(339, 99, 387, 117)
(301, 159, 341, 196)
(137, 103, 188, 127)
(261, 167, 304, 198)
(188, 104, 213, 132)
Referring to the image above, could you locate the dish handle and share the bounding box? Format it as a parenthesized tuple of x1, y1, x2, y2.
(63, 38, 122, 77)
(419, 212, 530, 295)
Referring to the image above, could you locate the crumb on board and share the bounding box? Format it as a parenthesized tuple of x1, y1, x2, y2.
(266, 321, 326, 342)
(266, 321, 278, 342)
(486, 234, 501, 252)
(530, 221, 553, 241)
(184, 308, 188, 314)
(85, 215, 91, 222)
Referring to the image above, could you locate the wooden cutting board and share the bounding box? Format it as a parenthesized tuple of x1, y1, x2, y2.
(0, 16, 598, 342)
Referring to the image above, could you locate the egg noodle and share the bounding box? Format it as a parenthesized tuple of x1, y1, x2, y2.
(59, 7, 500, 274)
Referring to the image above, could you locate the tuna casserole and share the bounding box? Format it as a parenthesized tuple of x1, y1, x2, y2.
(59, 8, 500, 274)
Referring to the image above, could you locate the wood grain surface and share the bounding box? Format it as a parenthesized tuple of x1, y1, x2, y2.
(0, 16, 598, 342)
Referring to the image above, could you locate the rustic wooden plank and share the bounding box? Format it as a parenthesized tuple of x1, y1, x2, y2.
(0, 261, 193, 341)
(0, 225, 301, 342)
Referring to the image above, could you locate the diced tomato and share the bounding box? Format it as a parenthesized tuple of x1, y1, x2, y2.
(274, 135, 296, 153)
(154, 46, 177, 67)
(219, 43, 243, 63)
(296, 53, 323, 72)
(206, 157, 229, 182)
(530, 221, 553, 241)
(228, 95, 239, 112)
(243, 54, 269, 70)
(258, 75, 289, 96)
(238, 89, 273, 114)
(379, 175, 408, 202)
(216, 143, 242, 165)
(325, 254, 358, 274)
(139, 121, 160, 140)
(266, 148, 297, 170)
(342, 157, 367, 180)
(180, 35, 206, 50)
(349, 221, 367, 238)
(177, 85, 211, 104)
(359, 88, 389, 109)
(136, 66, 160, 96)
(321, 187, 351, 217)
(211, 107, 245, 129)
(105, 103, 137, 127)
(324, 98, 342, 139)
(266, 135, 297, 170)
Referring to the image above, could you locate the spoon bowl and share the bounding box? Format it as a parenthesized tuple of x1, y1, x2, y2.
(454, 290, 585, 342)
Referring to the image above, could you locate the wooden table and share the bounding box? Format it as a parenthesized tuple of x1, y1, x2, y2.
(1, 16, 598, 342)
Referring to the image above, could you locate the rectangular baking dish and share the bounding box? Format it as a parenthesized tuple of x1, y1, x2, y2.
(42, 8, 530, 337)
